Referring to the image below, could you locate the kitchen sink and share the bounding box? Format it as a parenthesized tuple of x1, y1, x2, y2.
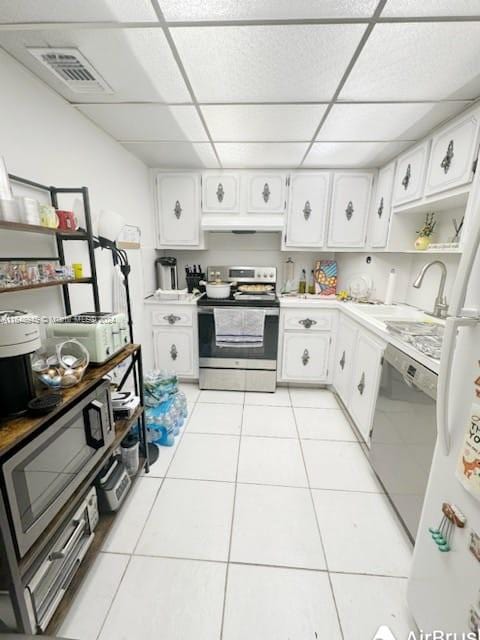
(353, 304, 432, 322)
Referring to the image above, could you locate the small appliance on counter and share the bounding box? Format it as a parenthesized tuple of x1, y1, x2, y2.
(95, 456, 131, 512)
(155, 256, 178, 290)
(0, 310, 41, 418)
(112, 391, 140, 419)
(46, 312, 128, 364)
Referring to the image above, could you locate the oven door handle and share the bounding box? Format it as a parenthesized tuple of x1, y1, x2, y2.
(84, 400, 105, 450)
(49, 518, 86, 561)
(198, 306, 279, 316)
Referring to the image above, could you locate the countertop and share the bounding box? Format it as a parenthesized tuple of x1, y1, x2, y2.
(144, 292, 203, 305)
(279, 295, 442, 374)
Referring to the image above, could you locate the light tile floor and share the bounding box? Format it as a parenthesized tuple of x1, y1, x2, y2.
(59, 384, 416, 640)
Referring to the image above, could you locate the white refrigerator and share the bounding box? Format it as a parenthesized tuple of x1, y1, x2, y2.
(408, 168, 480, 634)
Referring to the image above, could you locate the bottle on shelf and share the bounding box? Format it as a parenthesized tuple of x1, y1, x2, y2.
(298, 269, 306, 294)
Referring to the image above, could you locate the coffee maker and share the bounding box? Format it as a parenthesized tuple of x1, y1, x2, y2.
(155, 257, 178, 290)
(0, 310, 41, 418)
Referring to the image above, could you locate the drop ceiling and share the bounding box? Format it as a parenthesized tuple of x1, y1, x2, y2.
(0, 0, 479, 170)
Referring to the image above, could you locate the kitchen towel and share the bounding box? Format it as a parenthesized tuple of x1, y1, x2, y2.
(214, 308, 265, 347)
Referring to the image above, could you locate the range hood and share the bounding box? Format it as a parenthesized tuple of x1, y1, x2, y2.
(201, 213, 284, 232)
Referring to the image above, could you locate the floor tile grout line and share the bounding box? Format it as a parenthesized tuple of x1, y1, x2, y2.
(288, 386, 346, 640)
(219, 394, 245, 640)
(94, 553, 133, 640)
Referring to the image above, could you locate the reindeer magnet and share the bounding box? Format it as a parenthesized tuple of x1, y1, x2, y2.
(456, 403, 480, 499)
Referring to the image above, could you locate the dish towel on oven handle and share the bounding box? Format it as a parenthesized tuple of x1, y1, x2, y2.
(214, 308, 266, 347)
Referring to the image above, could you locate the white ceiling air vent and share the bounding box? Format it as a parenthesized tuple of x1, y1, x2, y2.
(27, 47, 113, 94)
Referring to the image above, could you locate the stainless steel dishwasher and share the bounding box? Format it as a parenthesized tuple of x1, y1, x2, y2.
(370, 344, 437, 542)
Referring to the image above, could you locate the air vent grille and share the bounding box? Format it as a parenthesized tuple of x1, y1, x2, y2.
(28, 47, 113, 94)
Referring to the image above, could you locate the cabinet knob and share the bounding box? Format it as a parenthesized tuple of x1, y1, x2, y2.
(303, 200, 312, 221)
(173, 200, 182, 220)
(170, 344, 178, 361)
(440, 139, 454, 174)
(402, 164, 411, 190)
(299, 318, 317, 329)
(345, 201, 354, 221)
(357, 372, 366, 395)
(377, 196, 384, 219)
(301, 349, 310, 366)
(164, 314, 181, 325)
(262, 182, 271, 203)
(339, 350, 346, 370)
(216, 182, 224, 202)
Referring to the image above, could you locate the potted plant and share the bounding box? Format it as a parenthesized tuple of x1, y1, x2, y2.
(415, 212, 436, 251)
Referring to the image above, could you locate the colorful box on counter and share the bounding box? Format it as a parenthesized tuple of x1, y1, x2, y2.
(314, 260, 337, 297)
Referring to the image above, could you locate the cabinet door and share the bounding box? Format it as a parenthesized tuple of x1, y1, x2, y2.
(327, 172, 373, 248)
(425, 113, 480, 197)
(392, 141, 430, 206)
(348, 330, 385, 445)
(369, 163, 395, 248)
(332, 316, 358, 404)
(156, 173, 201, 247)
(202, 173, 240, 213)
(247, 174, 287, 213)
(285, 172, 330, 248)
(153, 328, 194, 377)
(281, 333, 330, 382)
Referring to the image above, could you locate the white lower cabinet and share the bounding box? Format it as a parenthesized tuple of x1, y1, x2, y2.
(346, 329, 385, 445)
(281, 332, 331, 383)
(332, 315, 358, 404)
(149, 303, 198, 379)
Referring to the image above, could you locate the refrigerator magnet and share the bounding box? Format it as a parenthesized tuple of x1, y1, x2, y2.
(456, 403, 480, 499)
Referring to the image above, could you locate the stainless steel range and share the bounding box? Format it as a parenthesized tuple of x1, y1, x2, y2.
(198, 266, 279, 392)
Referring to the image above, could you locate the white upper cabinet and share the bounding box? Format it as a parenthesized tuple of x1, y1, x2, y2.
(369, 162, 395, 248)
(285, 172, 331, 248)
(392, 141, 430, 206)
(327, 172, 373, 248)
(247, 173, 287, 213)
(424, 112, 480, 197)
(202, 172, 240, 213)
(156, 173, 201, 247)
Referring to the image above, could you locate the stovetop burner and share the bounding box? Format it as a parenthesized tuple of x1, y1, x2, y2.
(198, 294, 279, 308)
(198, 265, 279, 307)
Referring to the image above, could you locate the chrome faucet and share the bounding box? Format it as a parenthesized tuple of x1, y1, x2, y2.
(413, 260, 448, 319)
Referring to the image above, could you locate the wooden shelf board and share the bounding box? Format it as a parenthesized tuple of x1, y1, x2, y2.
(0, 344, 140, 458)
(0, 277, 92, 294)
(45, 454, 146, 637)
(113, 406, 144, 449)
(0, 219, 87, 238)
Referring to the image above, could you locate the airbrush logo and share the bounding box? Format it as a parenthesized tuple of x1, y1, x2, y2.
(373, 627, 479, 640)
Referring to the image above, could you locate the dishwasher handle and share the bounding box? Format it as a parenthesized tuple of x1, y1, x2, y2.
(437, 316, 478, 454)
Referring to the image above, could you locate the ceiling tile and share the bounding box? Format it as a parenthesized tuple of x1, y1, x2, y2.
(383, 0, 480, 17)
(171, 24, 367, 102)
(303, 141, 411, 168)
(317, 102, 472, 141)
(216, 143, 308, 168)
(0, 0, 158, 23)
(122, 142, 219, 168)
(201, 104, 327, 142)
(78, 104, 208, 141)
(0, 28, 190, 102)
(341, 23, 480, 101)
(160, 0, 377, 21)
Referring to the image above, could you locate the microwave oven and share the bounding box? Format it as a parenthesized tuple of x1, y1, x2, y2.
(1, 379, 114, 557)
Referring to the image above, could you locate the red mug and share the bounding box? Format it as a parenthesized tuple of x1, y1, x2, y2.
(56, 210, 78, 231)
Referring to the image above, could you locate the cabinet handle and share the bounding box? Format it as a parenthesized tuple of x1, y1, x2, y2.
(345, 201, 354, 221)
(440, 139, 454, 174)
(401, 164, 411, 190)
(303, 200, 312, 221)
(216, 182, 224, 202)
(299, 318, 317, 329)
(170, 344, 178, 361)
(173, 200, 182, 220)
(357, 372, 366, 395)
(377, 196, 384, 219)
(301, 349, 310, 366)
(262, 182, 271, 203)
(164, 314, 181, 325)
(339, 350, 346, 370)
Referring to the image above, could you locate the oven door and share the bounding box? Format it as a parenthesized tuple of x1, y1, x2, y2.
(2, 381, 113, 557)
(198, 306, 279, 369)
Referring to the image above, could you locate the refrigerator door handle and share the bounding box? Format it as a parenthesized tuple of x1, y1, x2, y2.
(438, 316, 478, 454)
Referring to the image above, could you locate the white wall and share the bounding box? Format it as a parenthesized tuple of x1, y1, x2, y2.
(0, 50, 156, 364)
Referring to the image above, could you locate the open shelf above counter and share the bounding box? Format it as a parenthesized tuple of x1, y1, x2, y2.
(0, 277, 92, 294)
(0, 219, 87, 238)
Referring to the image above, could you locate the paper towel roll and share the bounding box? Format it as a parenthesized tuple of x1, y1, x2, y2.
(384, 268, 396, 305)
